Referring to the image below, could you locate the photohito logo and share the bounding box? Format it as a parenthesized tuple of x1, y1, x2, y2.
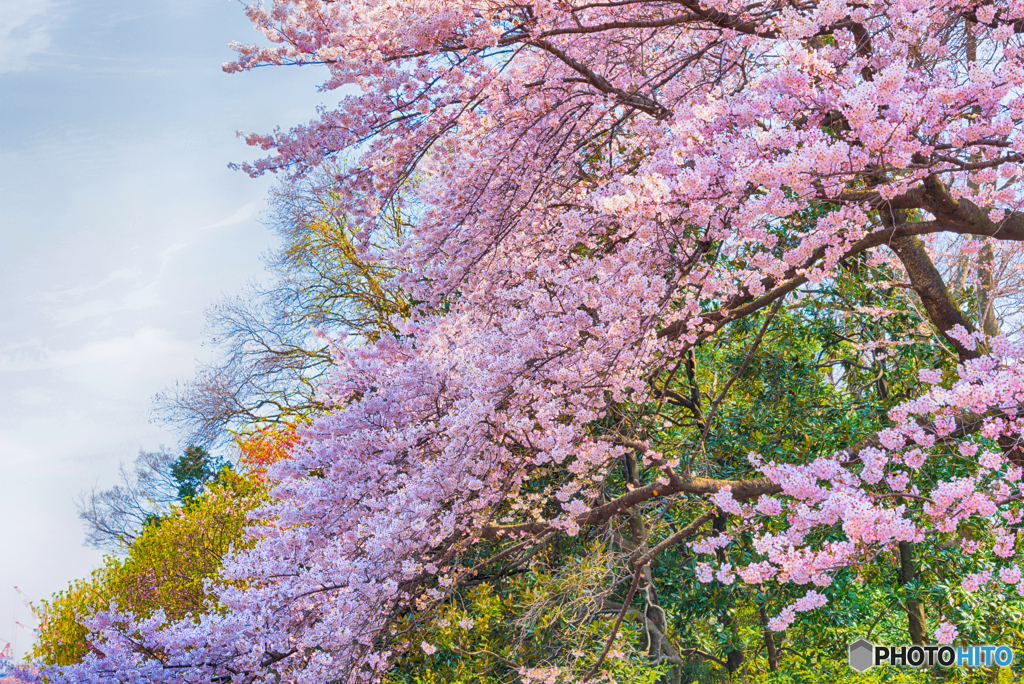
(848, 639, 1014, 671)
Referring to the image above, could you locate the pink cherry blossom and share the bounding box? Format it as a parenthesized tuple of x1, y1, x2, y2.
(38, 0, 1024, 680)
(935, 621, 959, 645)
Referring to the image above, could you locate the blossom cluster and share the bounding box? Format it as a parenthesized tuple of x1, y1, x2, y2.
(41, 0, 1024, 680)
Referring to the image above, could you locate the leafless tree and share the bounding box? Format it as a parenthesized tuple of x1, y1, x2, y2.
(154, 168, 409, 446)
(77, 449, 180, 551)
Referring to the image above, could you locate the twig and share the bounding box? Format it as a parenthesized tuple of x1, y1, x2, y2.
(583, 512, 714, 680)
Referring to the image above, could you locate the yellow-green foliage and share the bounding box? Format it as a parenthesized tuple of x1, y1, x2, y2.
(32, 471, 266, 666)
(272, 177, 410, 340)
(385, 545, 666, 684)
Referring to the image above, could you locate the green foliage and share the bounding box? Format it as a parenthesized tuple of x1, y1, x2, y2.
(385, 550, 668, 684)
(375, 235, 1024, 683)
(749, 661, 1015, 684)
(169, 445, 229, 501)
(43, 211, 1024, 683)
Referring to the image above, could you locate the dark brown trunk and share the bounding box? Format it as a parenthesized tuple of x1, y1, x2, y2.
(889, 235, 981, 362)
(899, 541, 928, 645)
(713, 514, 745, 673)
(759, 605, 779, 672)
(977, 240, 1000, 337)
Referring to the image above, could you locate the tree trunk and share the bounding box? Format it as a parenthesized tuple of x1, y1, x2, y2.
(889, 235, 981, 362)
(759, 605, 779, 672)
(977, 240, 1000, 336)
(713, 514, 745, 672)
(899, 541, 928, 645)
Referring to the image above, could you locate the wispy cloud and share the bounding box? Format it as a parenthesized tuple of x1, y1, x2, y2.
(0, 326, 194, 378)
(0, 0, 54, 73)
(25, 202, 262, 327)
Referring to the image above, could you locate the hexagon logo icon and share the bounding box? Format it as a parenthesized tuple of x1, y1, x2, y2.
(849, 639, 875, 672)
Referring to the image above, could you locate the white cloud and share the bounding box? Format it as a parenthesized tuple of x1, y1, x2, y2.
(0, 0, 333, 660)
(201, 202, 258, 233)
(42, 279, 163, 326)
(0, 0, 53, 73)
(23, 202, 263, 328)
(154, 201, 261, 269)
(0, 326, 194, 380)
(16, 386, 55, 406)
(41, 266, 143, 301)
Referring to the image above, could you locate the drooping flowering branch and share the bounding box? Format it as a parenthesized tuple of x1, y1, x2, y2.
(39, 0, 1024, 681)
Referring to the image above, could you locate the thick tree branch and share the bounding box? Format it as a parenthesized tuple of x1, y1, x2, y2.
(889, 234, 981, 361)
(479, 476, 777, 538)
(530, 39, 672, 120)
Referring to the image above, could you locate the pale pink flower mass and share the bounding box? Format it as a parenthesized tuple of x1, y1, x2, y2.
(38, 0, 1024, 679)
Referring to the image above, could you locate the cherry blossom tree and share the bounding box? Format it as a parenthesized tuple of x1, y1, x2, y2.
(37, 0, 1024, 681)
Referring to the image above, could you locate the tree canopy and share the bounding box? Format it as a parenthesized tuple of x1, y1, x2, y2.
(29, 0, 1024, 683)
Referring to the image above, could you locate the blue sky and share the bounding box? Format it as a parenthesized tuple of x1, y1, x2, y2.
(0, 0, 327, 658)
